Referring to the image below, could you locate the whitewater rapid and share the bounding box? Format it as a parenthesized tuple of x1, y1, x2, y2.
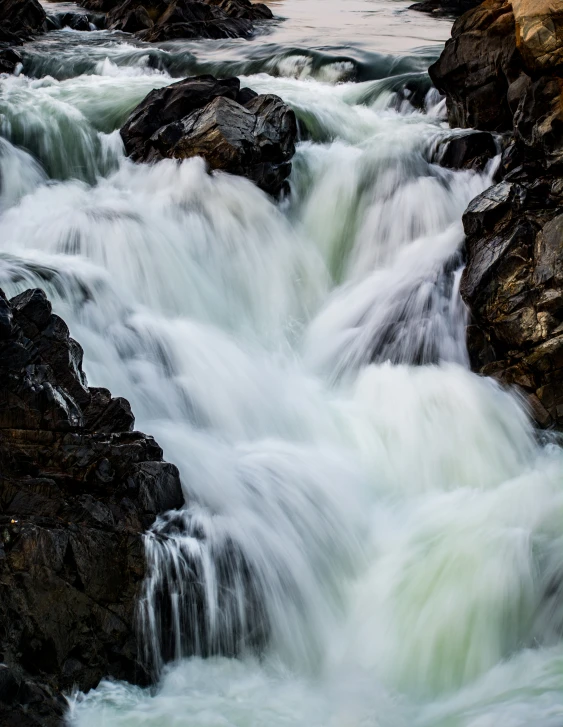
(1, 10, 563, 727)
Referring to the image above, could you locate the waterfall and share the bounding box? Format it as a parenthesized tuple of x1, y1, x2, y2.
(1, 10, 563, 726)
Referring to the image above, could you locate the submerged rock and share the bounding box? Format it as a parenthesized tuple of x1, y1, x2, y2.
(409, 0, 480, 18)
(431, 0, 563, 428)
(435, 130, 499, 171)
(80, 0, 272, 41)
(0, 288, 184, 724)
(121, 75, 297, 196)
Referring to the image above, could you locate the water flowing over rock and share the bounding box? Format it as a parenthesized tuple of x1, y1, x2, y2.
(0, 288, 184, 725)
(431, 0, 563, 427)
(120, 75, 297, 195)
(80, 0, 272, 41)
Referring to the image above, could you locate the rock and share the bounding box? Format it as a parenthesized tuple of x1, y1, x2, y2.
(430, 0, 563, 428)
(512, 0, 563, 72)
(435, 130, 499, 171)
(409, 0, 480, 18)
(121, 75, 296, 196)
(429, 0, 521, 131)
(0, 287, 184, 724)
(0, 0, 47, 43)
(85, 0, 273, 42)
(0, 48, 23, 75)
(460, 166, 563, 427)
(46, 12, 93, 32)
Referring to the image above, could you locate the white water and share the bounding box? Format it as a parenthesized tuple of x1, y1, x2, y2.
(1, 3, 563, 725)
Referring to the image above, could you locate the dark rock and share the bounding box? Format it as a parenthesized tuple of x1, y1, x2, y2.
(0, 287, 184, 724)
(0, 0, 46, 43)
(436, 130, 498, 171)
(0, 48, 23, 75)
(121, 75, 297, 195)
(91, 0, 272, 42)
(430, 0, 563, 429)
(409, 0, 480, 18)
(429, 0, 520, 131)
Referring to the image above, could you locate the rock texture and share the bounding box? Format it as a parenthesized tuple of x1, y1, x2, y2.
(435, 130, 499, 171)
(430, 0, 563, 428)
(0, 0, 46, 74)
(0, 288, 184, 725)
(120, 75, 297, 196)
(80, 0, 272, 41)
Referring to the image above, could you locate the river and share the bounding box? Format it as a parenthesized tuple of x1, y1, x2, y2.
(1, 1, 562, 725)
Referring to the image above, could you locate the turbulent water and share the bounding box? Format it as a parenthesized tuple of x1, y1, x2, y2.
(1, 0, 563, 725)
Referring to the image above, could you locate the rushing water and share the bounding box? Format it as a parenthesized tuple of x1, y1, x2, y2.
(1, 1, 563, 725)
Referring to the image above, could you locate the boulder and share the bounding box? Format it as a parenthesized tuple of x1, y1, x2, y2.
(435, 130, 499, 171)
(0, 48, 23, 75)
(0, 288, 184, 724)
(81, 0, 272, 41)
(429, 0, 521, 131)
(120, 75, 297, 196)
(0, 0, 46, 43)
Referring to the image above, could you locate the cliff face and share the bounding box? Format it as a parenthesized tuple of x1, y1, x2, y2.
(0, 288, 184, 725)
(430, 0, 563, 428)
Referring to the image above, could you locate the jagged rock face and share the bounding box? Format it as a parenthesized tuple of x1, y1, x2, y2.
(409, 0, 480, 18)
(121, 75, 297, 196)
(81, 0, 272, 41)
(0, 288, 184, 725)
(461, 174, 563, 427)
(431, 0, 563, 428)
(0, 0, 46, 43)
(429, 0, 521, 131)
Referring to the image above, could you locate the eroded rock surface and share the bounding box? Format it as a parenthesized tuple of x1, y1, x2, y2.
(430, 0, 563, 427)
(120, 75, 297, 196)
(0, 288, 184, 725)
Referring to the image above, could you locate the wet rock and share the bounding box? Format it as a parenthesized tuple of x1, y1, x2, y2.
(46, 12, 93, 32)
(409, 0, 480, 18)
(430, 0, 563, 428)
(0, 0, 47, 43)
(436, 130, 499, 171)
(0, 287, 184, 724)
(121, 75, 297, 196)
(0, 48, 23, 75)
(83, 0, 273, 42)
(429, 0, 521, 131)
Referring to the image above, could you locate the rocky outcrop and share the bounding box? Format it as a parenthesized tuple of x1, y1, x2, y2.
(430, 0, 563, 428)
(120, 75, 297, 196)
(0, 0, 47, 43)
(80, 0, 272, 41)
(0, 288, 184, 725)
(0, 0, 46, 74)
(409, 0, 480, 18)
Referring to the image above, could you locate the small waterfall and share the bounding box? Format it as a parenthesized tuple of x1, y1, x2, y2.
(1, 21, 563, 727)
